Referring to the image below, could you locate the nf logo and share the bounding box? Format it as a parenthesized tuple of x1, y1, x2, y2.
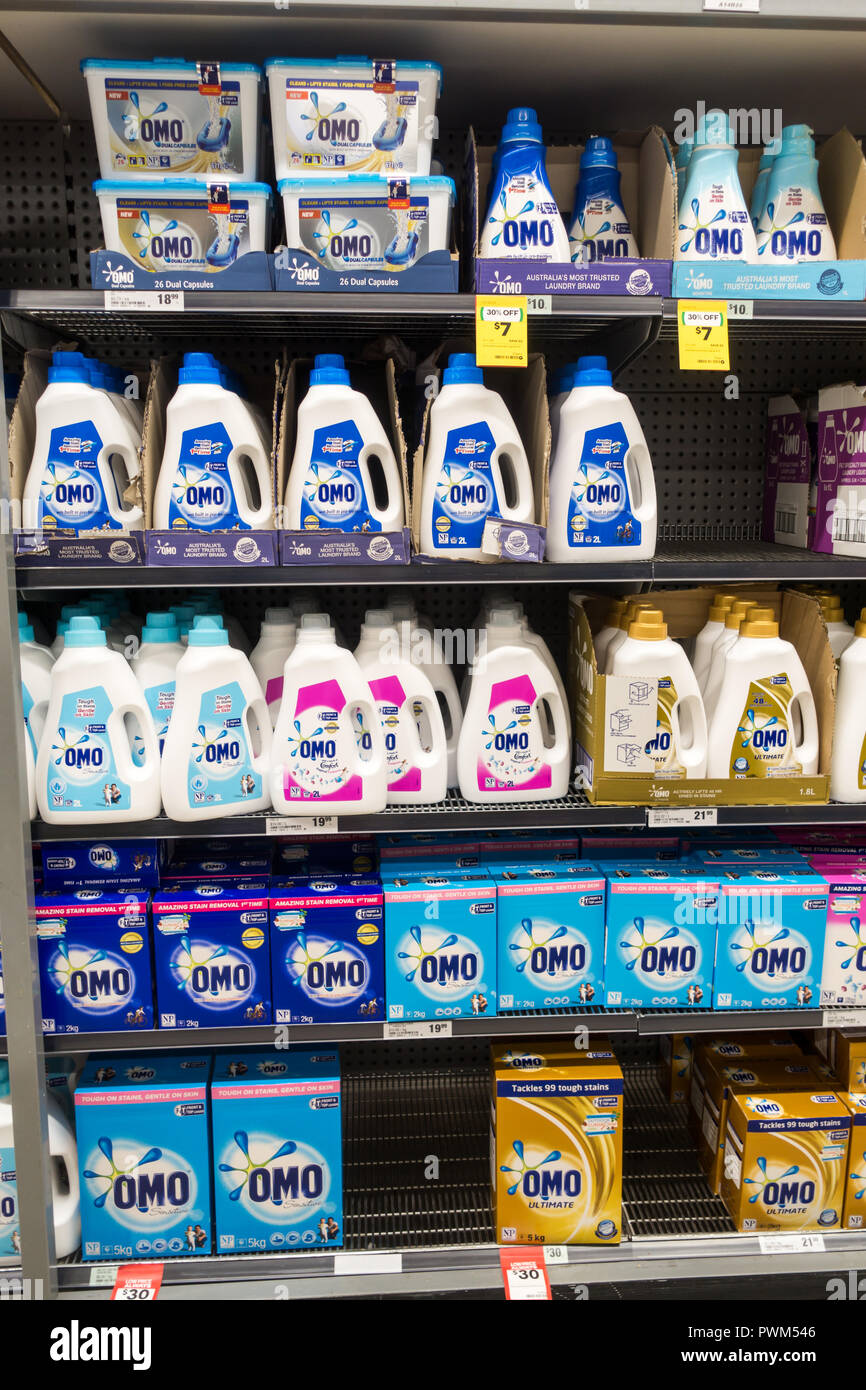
(50, 1321, 152, 1371)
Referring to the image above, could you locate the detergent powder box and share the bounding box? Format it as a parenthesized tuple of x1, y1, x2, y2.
(657, 1033, 693, 1104)
(274, 837, 377, 875)
(840, 1092, 866, 1229)
(0, 945, 4, 1038)
(34, 890, 153, 1033)
(162, 853, 271, 881)
(698, 1055, 824, 1195)
(721, 1087, 851, 1234)
(828, 1029, 866, 1092)
(579, 834, 680, 860)
(75, 1053, 213, 1260)
(692, 846, 806, 867)
(714, 868, 828, 1010)
(491, 1042, 623, 1245)
(479, 831, 580, 864)
(41, 839, 162, 889)
(383, 874, 497, 1021)
(151, 880, 271, 1028)
(687, 1033, 803, 1141)
(603, 865, 719, 1009)
(811, 864, 866, 1007)
(494, 865, 605, 1011)
(211, 1048, 342, 1252)
(269, 876, 384, 1024)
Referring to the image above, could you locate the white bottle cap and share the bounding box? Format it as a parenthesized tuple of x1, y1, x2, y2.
(363, 609, 395, 629)
(264, 607, 295, 626)
(300, 613, 332, 632)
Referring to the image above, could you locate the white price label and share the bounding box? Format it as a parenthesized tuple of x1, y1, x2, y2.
(823, 1009, 864, 1028)
(333, 1252, 402, 1275)
(266, 815, 338, 836)
(104, 290, 184, 312)
(704, 0, 759, 11)
(543, 1245, 569, 1265)
(500, 1249, 553, 1300)
(648, 808, 718, 828)
(758, 1233, 825, 1255)
(727, 299, 754, 319)
(89, 1264, 119, 1287)
(384, 1020, 453, 1040)
(527, 295, 552, 314)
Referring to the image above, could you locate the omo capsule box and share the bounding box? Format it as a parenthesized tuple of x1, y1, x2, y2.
(211, 1049, 342, 1253)
(714, 868, 828, 1010)
(75, 1053, 213, 1260)
(152, 879, 271, 1028)
(270, 876, 384, 1024)
(494, 865, 605, 1011)
(603, 865, 719, 1009)
(35, 890, 153, 1034)
(383, 874, 497, 1021)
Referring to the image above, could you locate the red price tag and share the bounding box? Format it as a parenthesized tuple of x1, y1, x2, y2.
(499, 1247, 552, 1301)
(111, 1263, 164, 1301)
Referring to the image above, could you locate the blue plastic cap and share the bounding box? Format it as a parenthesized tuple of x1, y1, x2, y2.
(18, 612, 35, 642)
(575, 361, 613, 387)
(501, 107, 543, 146)
(310, 353, 350, 387)
(188, 616, 229, 647)
(443, 353, 484, 386)
(48, 350, 92, 386)
(65, 615, 107, 648)
(179, 352, 224, 386)
(695, 110, 734, 147)
(780, 123, 815, 157)
(145, 612, 178, 630)
(142, 620, 179, 644)
(580, 136, 618, 171)
(577, 355, 608, 372)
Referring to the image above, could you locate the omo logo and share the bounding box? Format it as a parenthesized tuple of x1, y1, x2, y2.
(170, 936, 256, 1010)
(508, 917, 590, 990)
(47, 943, 135, 1015)
(286, 934, 370, 1006)
(695, 226, 745, 258)
(769, 228, 824, 260)
(397, 925, 483, 1002)
(436, 464, 492, 524)
(303, 455, 364, 523)
(49, 727, 110, 786)
(132, 211, 200, 269)
(171, 457, 232, 526)
(41, 459, 103, 526)
(219, 1134, 331, 1225)
(190, 707, 247, 783)
(621, 917, 702, 988)
(285, 706, 348, 796)
(744, 1157, 819, 1216)
(501, 218, 556, 251)
(82, 1139, 196, 1232)
(500, 1143, 583, 1207)
(139, 115, 185, 145)
(733, 922, 811, 987)
(88, 845, 119, 872)
(573, 462, 626, 524)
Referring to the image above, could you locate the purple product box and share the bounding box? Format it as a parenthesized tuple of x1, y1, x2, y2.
(279, 528, 411, 566)
(146, 530, 278, 567)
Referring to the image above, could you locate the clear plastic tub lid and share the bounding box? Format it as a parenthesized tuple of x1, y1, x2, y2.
(94, 177, 272, 201)
(277, 173, 455, 203)
(81, 57, 263, 76)
(264, 54, 443, 93)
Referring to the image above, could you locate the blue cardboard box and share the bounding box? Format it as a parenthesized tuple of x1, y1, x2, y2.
(273, 838, 377, 876)
(211, 1048, 343, 1253)
(162, 854, 272, 881)
(270, 876, 384, 1024)
(0, 945, 4, 1037)
(714, 867, 828, 1010)
(383, 873, 497, 1021)
(604, 864, 719, 1009)
(35, 889, 154, 1034)
(495, 864, 606, 1011)
(41, 839, 162, 889)
(151, 880, 271, 1028)
(75, 1053, 213, 1260)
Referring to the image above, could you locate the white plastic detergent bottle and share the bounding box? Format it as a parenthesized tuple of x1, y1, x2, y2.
(749, 136, 781, 230)
(355, 609, 448, 804)
(0, 1059, 80, 1261)
(284, 355, 404, 534)
(250, 607, 298, 724)
(757, 124, 836, 263)
(692, 593, 737, 694)
(480, 107, 569, 261)
(675, 136, 694, 206)
(467, 601, 567, 717)
(36, 615, 160, 824)
(154, 353, 274, 532)
(271, 613, 387, 814)
(568, 135, 639, 263)
(602, 599, 658, 673)
(457, 609, 570, 803)
(676, 111, 757, 262)
(161, 616, 271, 820)
(830, 608, 866, 801)
(707, 612, 819, 778)
(547, 356, 657, 562)
(701, 601, 758, 722)
(131, 613, 185, 761)
(25, 721, 36, 820)
(185, 596, 251, 655)
(823, 603, 855, 660)
(23, 351, 143, 533)
(389, 599, 463, 788)
(593, 599, 627, 671)
(548, 364, 578, 458)
(419, 354, 534, 559)
(610, 608, 709, 779)
(18, 612, 54, 762)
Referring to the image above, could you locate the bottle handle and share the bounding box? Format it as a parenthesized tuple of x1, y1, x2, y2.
(410, 692, 446, 770)
(49, 1120, 81, 1235)
(358, 439, 404, 529)
(99, 441, 143, 527)
(111, 701, 159, 783)
(490, 442, 534, 523)
(247, 696, 274, 775)
(352, 696, 386, 779)
(625, 443, 655, 523)
(228, 438, 275, 529)
(671, 693, 709, 771)
(790, 692, 820, 772)
(535, 686, 570, 768)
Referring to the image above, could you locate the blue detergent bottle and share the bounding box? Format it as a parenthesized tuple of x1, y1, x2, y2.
(568, 136, 639, 263)
(749, 135, 782, 230)
(480, 107, 569, 261)
(676, 110, 756, 262)
(756, 124, 836, 262)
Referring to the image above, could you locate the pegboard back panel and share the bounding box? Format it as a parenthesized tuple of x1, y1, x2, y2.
(0, 121, 73, 290)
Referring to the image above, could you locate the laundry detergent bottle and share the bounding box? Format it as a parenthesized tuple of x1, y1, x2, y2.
(822, 603, 855, 660)
(23, 351, 143, 533)
(569, 135, 639, 263)
(547, 356, 656, 562)
(830, 608, 866, 802)
(36, 615, 160, 823)
(457, 609, 570, 803)
(707, 613, 819, 778)
(19, 612, 54, 762)
(0, 1059, 80, 1261)
(676, 111, 756, 262)
(701, 601, 758, 722)
(480, 107, 569, 261)
(250, 607, 298, 724)
(675, 136, 694, 205)
(131, 614, 185, 760)
(757, 124, 836, 263)
(419, 353, 534, 559)
(749, 136, 781, 230)
(284, 355, 404, 534)
(154, 353, 273, 531)
(610, 608, 709, 779)
(355, 609, 448, 803)
(271, 613, 387, 814)
(389, 599, 463, 787)
(692, 593, 737, 693)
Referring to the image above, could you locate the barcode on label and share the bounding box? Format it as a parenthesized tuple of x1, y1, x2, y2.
(832, 513, 866, 544)
(775, 509, 797, 535)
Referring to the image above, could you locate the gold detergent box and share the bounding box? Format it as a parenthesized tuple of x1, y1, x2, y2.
(698, 1056, 822, 1195)
(657, 1033, 693, 1104)
(491, 1043, 623, 1246)
(829, 1029, 866, 1092)
(688, 1033, 801, 1142)
(840, 1091, 866, 1230)
(721, 1088, 851, 1233)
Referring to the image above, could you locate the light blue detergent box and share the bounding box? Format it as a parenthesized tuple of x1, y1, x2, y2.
(382, 856, 488, 878)
(714, 867, 828, 1011)
(41, 839, 162, 889)
(34, 890, 154, 1034)
(0, 945, 4, 1037)
(495, 864, 606, 1010)
(270, 876, 385, 1024)
(480, 833, 581, 866)
(604, 864, 719, 1009)
(579, 834, 681, 860)
(211, 1048, 343, 1253)
(162, 853, 272, 881)
(378, 835, 481, 870)
(75, 1053, 213, 1260)
(383, 873, 497, 1021)
(152, 879, 271, 1028)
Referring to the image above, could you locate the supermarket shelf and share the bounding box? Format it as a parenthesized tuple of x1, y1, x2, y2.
(636, 1007, 824, 1034)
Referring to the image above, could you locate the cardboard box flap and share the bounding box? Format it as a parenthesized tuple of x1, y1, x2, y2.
(819, 128, 866, 262)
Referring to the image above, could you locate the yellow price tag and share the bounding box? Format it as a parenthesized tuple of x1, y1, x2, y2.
(677, 299, 730, 371)
(475, 295, 528, 368)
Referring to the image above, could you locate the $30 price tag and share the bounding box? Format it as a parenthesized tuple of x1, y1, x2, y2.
(111, 1263, 164, 1300)
(499, 1246, 553, 1300)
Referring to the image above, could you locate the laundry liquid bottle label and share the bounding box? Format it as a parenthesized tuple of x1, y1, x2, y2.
(646, 677, 686, 779)
(0, 1147, 17, 1259)
(757, 188, 833, 261)
(132, 682, 175, 765)
(570, 196, 637, 263)
(280, 678, 364, 803)
(477, 674, 551, 793)
(38, 421, 120, 531)
(300, 421, 377, 531)
(45, 686, 131, 814)
(167, 422, 242, 530)
(187, 681, 262, 809)
(485, 177, 563, 255)
(566, 422, 640, 548)
(432, 423, 500, 550)
(367, 674, 421, 791)
(730, 675, 799, 777)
